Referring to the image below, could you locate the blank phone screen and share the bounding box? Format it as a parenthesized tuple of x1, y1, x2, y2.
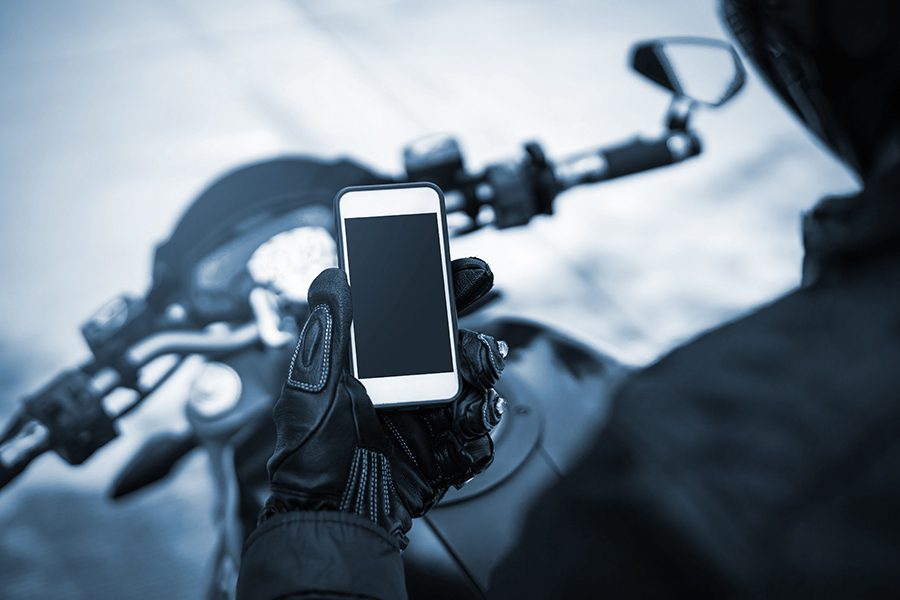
(345, 213, 453, 379)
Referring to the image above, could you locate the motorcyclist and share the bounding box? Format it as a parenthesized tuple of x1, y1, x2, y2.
(238, 0, 900, 597)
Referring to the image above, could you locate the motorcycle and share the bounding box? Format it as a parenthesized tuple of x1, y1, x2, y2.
(0, 37, 745, 599)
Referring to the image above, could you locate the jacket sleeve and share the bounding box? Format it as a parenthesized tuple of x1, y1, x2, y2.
(236, 511, 406, 600)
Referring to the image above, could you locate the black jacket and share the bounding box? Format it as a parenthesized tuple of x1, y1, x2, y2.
(238, 168, 900, 599)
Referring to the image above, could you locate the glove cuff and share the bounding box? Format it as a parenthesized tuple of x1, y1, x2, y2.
(260, 489, 340, 524)
(262, 447, 411, 548)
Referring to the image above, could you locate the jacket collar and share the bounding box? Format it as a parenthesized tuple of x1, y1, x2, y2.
(802, 166, 900, 286)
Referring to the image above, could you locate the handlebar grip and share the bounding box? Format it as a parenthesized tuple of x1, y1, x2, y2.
(0, 445, 44, 489)
(554, 131, 701, 190)
(602, 135, 694, 180)
(0, 414, 50, 490)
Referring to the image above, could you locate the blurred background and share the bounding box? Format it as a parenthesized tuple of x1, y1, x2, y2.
(0, 0, 856, 597)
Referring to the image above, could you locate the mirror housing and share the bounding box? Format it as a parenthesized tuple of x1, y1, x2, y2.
(631, 37, 746, 108)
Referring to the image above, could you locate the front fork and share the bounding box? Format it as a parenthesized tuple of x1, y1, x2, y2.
(185, 360, 275, 600)
(206, 444, 243, 600)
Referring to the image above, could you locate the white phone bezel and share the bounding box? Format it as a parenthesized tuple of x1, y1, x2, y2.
(336, 184, 460, 407)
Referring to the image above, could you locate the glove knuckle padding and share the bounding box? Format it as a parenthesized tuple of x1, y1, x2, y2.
(386, 397, 498, 507)
(433, 429, 494, 486)
(382, 326, 506, 513)
(462, 435, 494, 471)
(458, 329, 506, 390)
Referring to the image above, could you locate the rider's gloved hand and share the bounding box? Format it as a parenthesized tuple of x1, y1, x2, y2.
(261, 257, 507, 547)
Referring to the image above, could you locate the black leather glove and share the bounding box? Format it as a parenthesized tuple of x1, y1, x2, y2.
(261, 257, 507, 547)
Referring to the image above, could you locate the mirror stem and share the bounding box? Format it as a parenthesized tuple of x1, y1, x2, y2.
(666, 96, 695, 132)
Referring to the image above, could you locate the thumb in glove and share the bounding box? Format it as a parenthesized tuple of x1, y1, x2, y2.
(264, 268, 410, 543)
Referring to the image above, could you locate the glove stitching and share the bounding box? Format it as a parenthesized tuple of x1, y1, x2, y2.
(422, 414, 436, 437)
(481, 398, 492, 431)
(386, 459, 399, 498)
(339, 449, 394, 528)
(383, 416, 420, 468)
(339, 447, 362, 511)
(286, 304, 332, 391)
(370, 452, 376, 522)
(477, 332, 500, 374)
(375, 455, 382, 522)
(380, 454, 391, 517)
(356, 451, 368, 515)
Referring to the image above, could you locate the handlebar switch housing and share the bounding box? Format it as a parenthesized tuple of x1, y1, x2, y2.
(24, 370, 117, 464)
(488, 142, 559, 229)
(523, 142, 559, 216)
(486, 161, 535, 228)
(81, 295, 156, 373)
(403, 135, 465, 191)
(404, 135, 483, 221)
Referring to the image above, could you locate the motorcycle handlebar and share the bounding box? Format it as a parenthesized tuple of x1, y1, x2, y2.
(124, 322, 260, 368)
(447, 130, 702, 230)
(1, 128, 704, 491)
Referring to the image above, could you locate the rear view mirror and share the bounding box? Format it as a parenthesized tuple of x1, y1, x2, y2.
(631, 37, 746, 107)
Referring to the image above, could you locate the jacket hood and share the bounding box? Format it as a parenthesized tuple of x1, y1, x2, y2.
(720, 0, 900, 179)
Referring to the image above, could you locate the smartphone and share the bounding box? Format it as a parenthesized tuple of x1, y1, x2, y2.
(335, 182, 460, 408)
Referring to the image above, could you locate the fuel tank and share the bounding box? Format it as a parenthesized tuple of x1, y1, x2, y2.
(403, 315, 630, 598)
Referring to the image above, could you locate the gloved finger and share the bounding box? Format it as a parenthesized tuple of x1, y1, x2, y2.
(380, 409, 450, 481)
(285, 268, 352, 393)
(430, 387, 501, 487)
(435, 431, 495, 488)
(458, 329, 508, 391)
(454, 388, 506, 439)
(459, 435, 494, 476)
(451, 257, 494, 314)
